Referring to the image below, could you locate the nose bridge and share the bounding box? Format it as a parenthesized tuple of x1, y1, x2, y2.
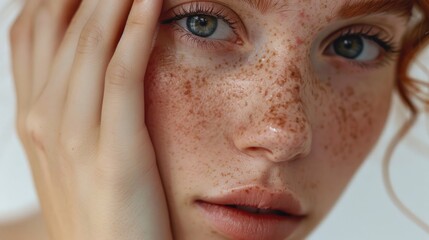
(232, 59, 312, 163)
(263, 64, 304, 129)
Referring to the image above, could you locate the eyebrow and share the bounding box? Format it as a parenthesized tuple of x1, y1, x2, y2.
(239, 0, 289, 14)
(338, 0, 414, 19)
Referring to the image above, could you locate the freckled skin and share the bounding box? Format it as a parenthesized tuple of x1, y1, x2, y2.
(143, 0, 408, 239)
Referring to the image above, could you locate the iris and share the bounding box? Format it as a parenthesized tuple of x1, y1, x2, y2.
(333, 35, 364, 59)
(186, 15, 218, 38)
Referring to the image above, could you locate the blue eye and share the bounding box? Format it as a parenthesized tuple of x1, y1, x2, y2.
(326, 34, 388, 62)
(333, 35, 364, 59)
(186, 15, 218, 38)
(176, 15, 236, 41)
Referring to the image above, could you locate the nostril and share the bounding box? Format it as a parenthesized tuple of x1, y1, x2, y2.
(248, 147, 259, 151)
(248, 147, 258, 151)
(247, 146, 274, 154)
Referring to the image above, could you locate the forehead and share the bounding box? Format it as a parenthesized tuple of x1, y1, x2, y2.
(240, 0, 413, 18)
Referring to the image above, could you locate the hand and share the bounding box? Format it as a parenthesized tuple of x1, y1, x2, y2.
(10, 0, 172, 239)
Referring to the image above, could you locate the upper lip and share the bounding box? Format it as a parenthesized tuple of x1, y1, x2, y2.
(197, 185, 305, 217)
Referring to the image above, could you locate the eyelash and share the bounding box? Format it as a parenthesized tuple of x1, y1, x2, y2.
(161, 2, 243, 50)
(162, 2, 238, 29)
(161, 3, 400, 69)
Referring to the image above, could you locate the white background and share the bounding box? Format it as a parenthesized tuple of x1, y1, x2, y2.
(1, 1, 428, 239)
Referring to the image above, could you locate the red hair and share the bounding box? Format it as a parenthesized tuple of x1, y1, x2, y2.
(384, 0, 429, 234)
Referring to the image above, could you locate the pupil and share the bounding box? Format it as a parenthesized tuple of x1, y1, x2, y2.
(334, 35, 364, 59)
(198, 18, 208, 27)
(343, 40, 353, 49)
(187, 15, 218, 38)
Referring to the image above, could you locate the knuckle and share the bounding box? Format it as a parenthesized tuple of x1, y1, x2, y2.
(9, 18, 29, 43)
(106, 60, 132, 89)
(25, 110, 48, 152)
(77, 20, 104, 54)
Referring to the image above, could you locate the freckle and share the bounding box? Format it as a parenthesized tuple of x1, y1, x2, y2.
(264, 89, 269, 97)
(296, 37, 304, 45)
(184, 80, 192, 96)
(325, 15, 333, 22)
(345, 86, 355, 96)
(338, 106, 347, 122)
(367, 118, 373, 126)
(276, 78, 287, 86)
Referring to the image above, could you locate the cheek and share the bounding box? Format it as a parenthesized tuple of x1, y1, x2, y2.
(144, 48, 227, 154)
(306, 65, 393, 165)
(326, 93, 382, 160)
(304, 79, 392, 213)
(331, 81, 392, 162)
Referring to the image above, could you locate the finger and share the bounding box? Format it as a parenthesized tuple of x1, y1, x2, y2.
(36, 0, 98, 127)
(99, 0, 162, 154)
(97, 3, 167, 238)
(48, 0, 80, 22)
(10, 0, 42, 115)
(61, 0, 134, 136)
(31, 0, 81, 102)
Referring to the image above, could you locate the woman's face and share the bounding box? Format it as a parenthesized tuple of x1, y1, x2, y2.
(144, 0, 411, 239)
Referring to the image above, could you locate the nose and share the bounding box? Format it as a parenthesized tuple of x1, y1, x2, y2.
(231, 76, 312, 163)
(232, 109, 312, 163)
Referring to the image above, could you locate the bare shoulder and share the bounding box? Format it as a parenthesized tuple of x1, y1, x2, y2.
(0, 212, 49, 240)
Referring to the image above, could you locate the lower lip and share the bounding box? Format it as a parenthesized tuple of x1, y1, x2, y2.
(196, 201, 303, 240)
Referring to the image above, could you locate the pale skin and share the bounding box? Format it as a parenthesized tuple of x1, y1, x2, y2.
(4, 0, 412, 239)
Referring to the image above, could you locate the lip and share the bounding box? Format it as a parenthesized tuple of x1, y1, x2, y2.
(195, 185, 305, 240)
